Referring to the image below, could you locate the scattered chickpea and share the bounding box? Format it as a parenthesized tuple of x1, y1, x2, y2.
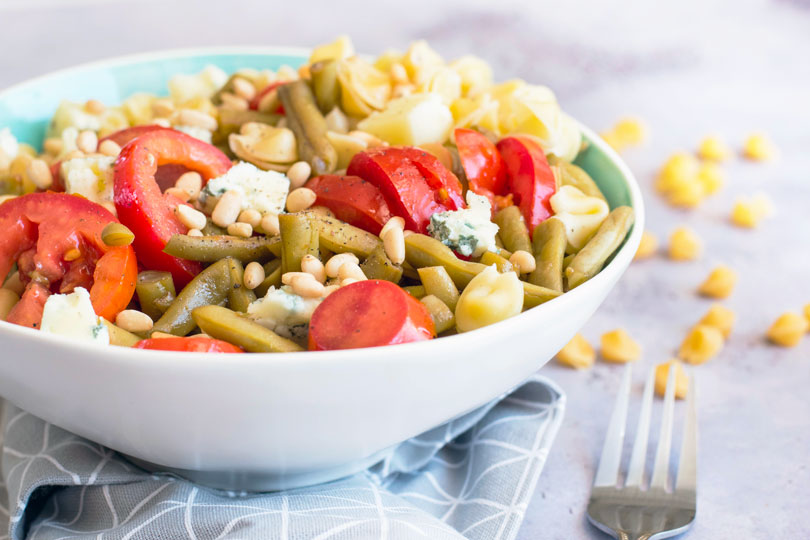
(697, 135, 731, 162)
(668, 227, 702, 261)
(634, 231, 658, 260)
(742, 132, 777, 161)
(654, 360, 689, 400)
(679, 325, 724, 365)
(699, 304, 736, 339)
(696, 162, 724, 195)
(556, 333, 595, 369)
(600, 329, 641, 363)
(766, 312, 808, 347)
(698, 265, 737, 299)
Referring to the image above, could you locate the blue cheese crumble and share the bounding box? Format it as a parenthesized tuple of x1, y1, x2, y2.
(428, 191, 499, 257)
(247, 285, 322, 344)
(199, 161, 290, 216)
(40, 287, 109, 345)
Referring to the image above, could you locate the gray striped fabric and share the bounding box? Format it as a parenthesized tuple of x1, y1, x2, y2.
(0, 376, 564, 540)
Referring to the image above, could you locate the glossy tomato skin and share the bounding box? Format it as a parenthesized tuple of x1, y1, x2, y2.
(308, 280, 435, 351)
(347, 147, 465, 233)
(99, 125, 171, 148)
(454, 128, 507, 205)
(496, 136, 557, 236)
(113, 130, 232, 288)
(134, 336, 244, 353)
(306, 175, 392, 235)
(0, 192, 138, 328)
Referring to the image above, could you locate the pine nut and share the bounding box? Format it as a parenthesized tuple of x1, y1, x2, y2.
(26, 158, 53, 189)
(337, 262, 367, 282)
(380, 216, 405, 239)
(243, 261, 265, 290)
(325, 253, 359, 278)
(165, 187, 191, 202)
(115, 309, 154, 333)
(237, 209, 262, 228)
(101, 222, 135, 246)
(339, 278, 359, 287)
(178, 109, 218, 131)
(382, 226, 405, 264)
(151, 98, 175, 118)
(187, 228, 204, 237)
(76, 130, 98, 154)
(260, 213, 280, 236)
(0, 288, 20, 320)
(175, 204, 207, 230)
(231, 77, 256, 101)
(286, 187, 317, 213)
(300, 254, 326, 283)
(150, 331, 174, 339)
(286, 161, 312, 190)
(3, 271, 25, 296)
(0, 195, 17, 206)
(152, 118, 172, 128)
(390, 62, 409, 84)
(84, 99, 106, 115)
(289, 273, 325, 298)
(175, 171, 202, 200)
(281, 271, 312, 286)
(212, 190, 242, 227)
(509, 250, 536, 274)
(63, 248, 82, 261)
(220, 92, 249, 111)
(43, 138, 63, 156)
(227, 222, 253, 238)
(98, 139, 122, 157)
(322, 284, 340, 297)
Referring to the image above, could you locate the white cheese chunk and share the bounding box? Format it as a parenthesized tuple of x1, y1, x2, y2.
(60, 155, 116, 213)
(168, 65, 228, 104)
(428, 191, 499, 257)
(40, 287, 109, 345)
(247, 285, 322, 343)
(199, 161, 290, 215)
(0, 128, 19, 160)
(357, 93, 453, 145)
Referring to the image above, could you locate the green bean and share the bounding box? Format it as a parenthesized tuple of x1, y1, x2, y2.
(278, 80, 337, 175)
(255, 259, 282, 297)
(522, 281, 562, 309)
(558, 161, 606, 202)
(101, 319, 141, 347)
(279, 213, 319, 274)
(226, 258, 256, 313)
(478, 251, 514, 274)
(306, 212, 382, 257)
(202, 219, 226, 236)
(400, 260, 420, 280)
(360, 245, 403, 283)
(309, 60, 340, 114)
(563, 253, 576, 270)
(164, 234, 278, 263)
(404, 233, 488, 289)
(135, 271, 176, 320)
(192, 305, 304, 353)
(566, 206, 635, 289)
(420, 295, 455, 334)
(402, 285, 426, 299)
(529, 219, 567, 292)
(151, 258, 233, 336)
(416, 266, 460, 310)
(493, 206, 532, 254)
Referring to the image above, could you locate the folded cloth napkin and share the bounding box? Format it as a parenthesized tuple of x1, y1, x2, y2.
(0, 375, 564, 540)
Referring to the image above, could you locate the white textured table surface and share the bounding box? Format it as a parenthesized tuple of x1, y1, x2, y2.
(2, 0, 809, 538)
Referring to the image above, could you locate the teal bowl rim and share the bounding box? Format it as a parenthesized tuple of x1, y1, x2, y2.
(0, 46, 646, 364)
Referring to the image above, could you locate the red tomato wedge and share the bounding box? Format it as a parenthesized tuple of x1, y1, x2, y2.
(249, 81, 286, 113)
(308, 280, 435, 351)
(134, 336, 244, 353)
(305, 175, 392, 235)
(454, 128, 507, 204)
(0, 192, 138, 328)
(347, 147, 465, 233)
(99, 125, 171, 148)
(113, 130, 232, 288)
(496, 136, 557, 236)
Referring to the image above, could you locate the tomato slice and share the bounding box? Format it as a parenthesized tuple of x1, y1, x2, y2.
(346, 147, 465, 233)
(305, 175, 392, 235)
(308, 280, 435, 351)
(99, 125, 171, 148)
(0, 192, 138, 328)
(134, 336, 244, 353)
(249, 81, 286, 113)
(113, 130, 232, 288)
(496, 135, 557, 236)
(455, 128, 507, 205)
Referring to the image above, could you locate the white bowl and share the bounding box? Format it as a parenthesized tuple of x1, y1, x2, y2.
(0, 48, 644, 491)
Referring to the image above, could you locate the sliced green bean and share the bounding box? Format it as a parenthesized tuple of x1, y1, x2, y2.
(255, 259, 282, 297)
(279, 213, 319, 274)
(151, 259, 233, 337)
(566, 206, 635, 289)
(164, 234, 278, 263)
(416, 266, 460, 311)
(226, 258, 256, 313)
(479, 251, 514, 274)
(493, 206, 532, 254)
(404, 233, 488, 289)
(402, 285, 426, 299)
(307, 212, 382, 257)
(192, 305, 303, 353)
(278, 80, 337, 175)
(522, 281, 562, 309)
(563, 253, 576, 270)
(558, 161, 606, 202)
(102, 319, 141, 347)
(135, 271, 176, 320)
(529, 218, 566, 292)
(310, 60, 340, 114)
(420, 295, 455, 334)
(202, 220, 225, 236)
(360, 245, 403, 283)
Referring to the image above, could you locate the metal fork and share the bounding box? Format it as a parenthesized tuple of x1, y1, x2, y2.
(587, 364, 697, 540)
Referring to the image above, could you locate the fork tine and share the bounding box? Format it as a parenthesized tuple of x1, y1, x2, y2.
(650, 364, 677, 489)
(676, 374, 698, 492)
(593, 364, 632, 487)
(625, 367, 655, 487)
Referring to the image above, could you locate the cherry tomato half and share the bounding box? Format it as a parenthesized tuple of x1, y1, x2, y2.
(0, 192, 138, 328)
(306, 174, 392, 235)
(454, 128, 508, 206)
(134, 336, 244, 353)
